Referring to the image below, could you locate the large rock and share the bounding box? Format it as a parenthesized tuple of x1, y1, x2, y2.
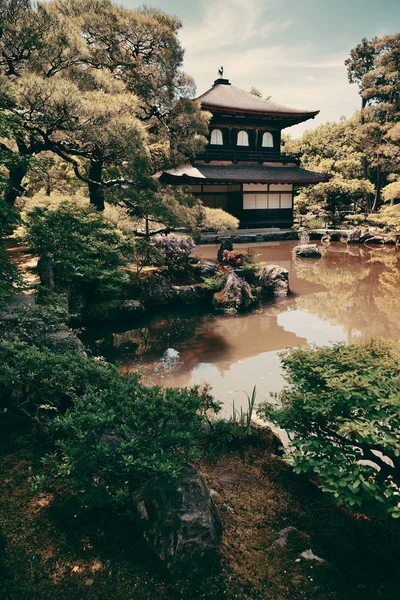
(293, 244, 322, 259)
(213, 272, 256, 313)
(270, 526, 311, 558)
(346, 228, 361, 243)
(257, 264, 290, 297)
(135, 466, 221, 575)
(142, 273, 172, 307)
(171, 284, 210, 305)
(198, 260, 219, 278)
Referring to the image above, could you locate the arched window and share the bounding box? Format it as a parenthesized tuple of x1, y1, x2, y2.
(210, 129, 223, 145)
(262, 132, 274, 147)
(237, 130, 249, 147)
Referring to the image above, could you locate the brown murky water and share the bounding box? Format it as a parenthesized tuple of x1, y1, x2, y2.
(83, 241, 400, 417)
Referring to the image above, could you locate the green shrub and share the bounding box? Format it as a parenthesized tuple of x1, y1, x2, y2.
(24, 201, 133, 299)
(0, 338, 120, 432)
(45, 383, 221, 507)
(202, 275, 226, 291)
(199, 207, 239, 232)
(260, 340, 400, 518)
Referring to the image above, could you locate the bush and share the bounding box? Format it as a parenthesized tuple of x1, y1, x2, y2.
(220, 248, 261, 278)
(132, 237, 162, 278)
(199, 207, 239, 232)
(24, 201, 133, 299)
(152, 235, 195, 273)
(369, 204, 400, 231)
(0, 300, 221, 507)
(260, 340, 400, 518)
(45, 383, 220, 507)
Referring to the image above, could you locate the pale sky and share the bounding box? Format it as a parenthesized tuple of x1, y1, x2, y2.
(122, 0, 400, 136)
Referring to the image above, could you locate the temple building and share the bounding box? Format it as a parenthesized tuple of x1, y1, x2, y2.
(158, 75, 331, 229)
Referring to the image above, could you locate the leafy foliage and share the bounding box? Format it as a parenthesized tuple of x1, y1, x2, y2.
(260, 340, 400, 517)
(198, 207, 239, 232)
(152, 234, 195, 273)
(24, 201, 132, 298)
(46, 382, 220, 507)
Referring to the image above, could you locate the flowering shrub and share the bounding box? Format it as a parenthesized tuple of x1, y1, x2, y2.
(221, 248, 257, 267)
(221, 248, 261, 279)
(153, 235, 195, 272)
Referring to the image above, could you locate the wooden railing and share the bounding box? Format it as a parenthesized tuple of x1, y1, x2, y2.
(195, 149, 300, 164)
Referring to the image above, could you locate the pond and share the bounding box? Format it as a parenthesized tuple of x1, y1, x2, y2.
(82, 241, 400, 418)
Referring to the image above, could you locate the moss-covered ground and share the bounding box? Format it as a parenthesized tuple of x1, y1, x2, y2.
(1, 425, 399, 600)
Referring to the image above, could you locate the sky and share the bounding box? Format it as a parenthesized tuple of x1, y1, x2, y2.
(121, 0, 400, 136)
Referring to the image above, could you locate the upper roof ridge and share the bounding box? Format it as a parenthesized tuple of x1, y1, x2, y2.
(195, 80, 319, 118)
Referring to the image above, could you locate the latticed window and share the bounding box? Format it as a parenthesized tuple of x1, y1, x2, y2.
(262, 132, 274, 147)
(210, 129, 223, 145)
(237, 131, 249, 146)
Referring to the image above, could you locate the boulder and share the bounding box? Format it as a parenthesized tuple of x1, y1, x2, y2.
(217, 238, 233, 262)
(257, 264, 290, 297)
(171, 284, 210, 305)
(346, 228, 361, 243)
(360, 234, 396, 245)
(142, 273, 171, 307)
(198, 260, 219, 278)
(135, 466, 221, 575)
(48, 330, 87, 355)
(122, 299, 145, 313)
(213, 272, 256, 313)
(293, 244, 322, 259)
(271, 526, 310, 557)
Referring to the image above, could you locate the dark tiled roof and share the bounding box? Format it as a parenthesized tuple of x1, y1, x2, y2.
(196, 83, 319, 118)
(158, 163, 331, 184)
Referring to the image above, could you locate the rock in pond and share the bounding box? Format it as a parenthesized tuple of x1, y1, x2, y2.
(135, 466, 221, 575)
(258, 264, 289, 297)
(293, 244, 322, 259)
(171, 284, 210, 305)
(213, 272, 256, 313)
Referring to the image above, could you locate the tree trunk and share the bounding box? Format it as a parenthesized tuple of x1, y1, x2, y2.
(88, 159, 105, 211)
(360, 98, 372, 213)
(4, 162, 28, 206)
(372, 163, 381, 212)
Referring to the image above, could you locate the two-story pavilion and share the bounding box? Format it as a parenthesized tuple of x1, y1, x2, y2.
(157, 76, 331, 229)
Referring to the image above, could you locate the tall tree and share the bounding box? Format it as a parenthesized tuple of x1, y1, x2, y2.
(0, 0, 209, 212)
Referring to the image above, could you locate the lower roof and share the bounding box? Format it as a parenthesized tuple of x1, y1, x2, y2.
(157, 163, 331, 185)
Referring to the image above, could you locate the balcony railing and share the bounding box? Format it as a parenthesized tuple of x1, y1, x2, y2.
(195, 148, 300, 164)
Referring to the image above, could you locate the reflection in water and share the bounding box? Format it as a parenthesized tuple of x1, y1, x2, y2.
(82, 241, 400, 416)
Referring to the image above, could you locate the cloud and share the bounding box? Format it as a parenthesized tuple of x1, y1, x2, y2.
(179, 0, 360, 137)
(180, 0, 292, 53)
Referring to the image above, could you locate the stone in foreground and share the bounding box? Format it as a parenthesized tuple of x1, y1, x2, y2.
(258, 264, 290, 297)
(293, 244, 322, 259)
(135, 466, 221, 575)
